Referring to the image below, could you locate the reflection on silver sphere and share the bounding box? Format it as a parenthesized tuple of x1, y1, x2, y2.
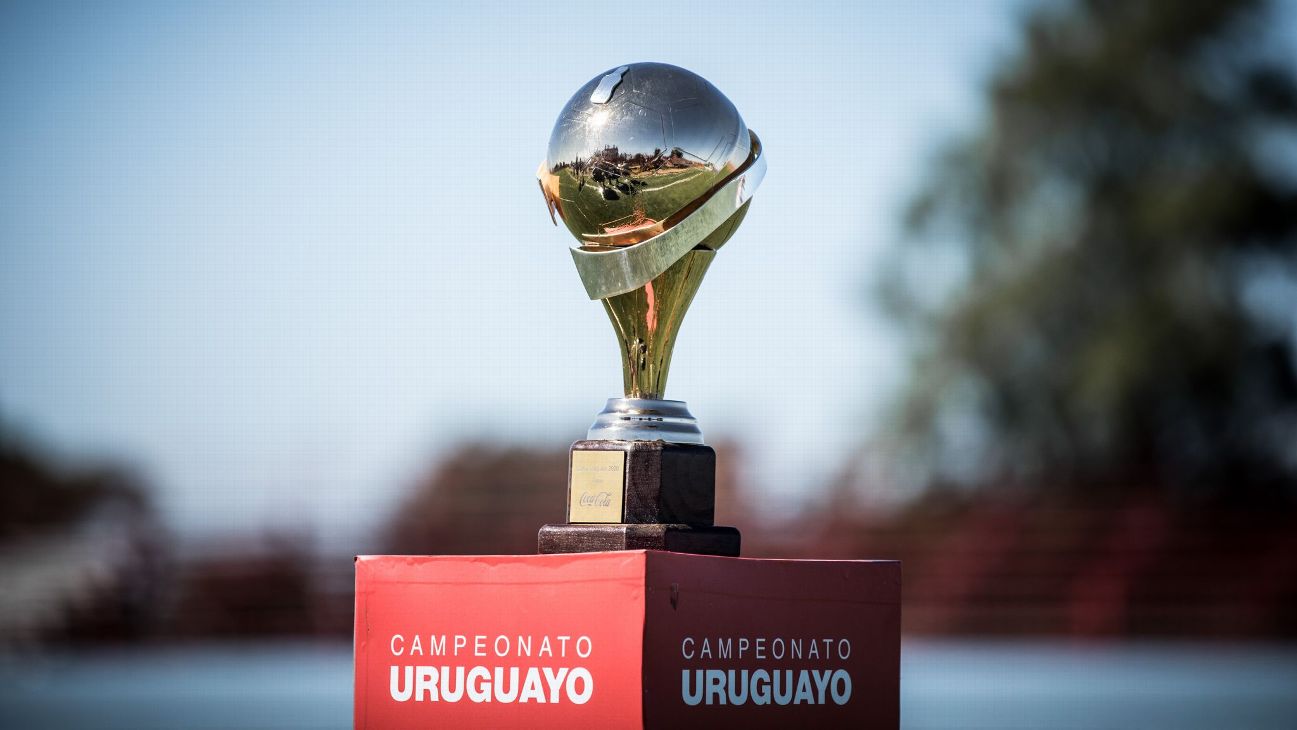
(540, 62, 754, 249)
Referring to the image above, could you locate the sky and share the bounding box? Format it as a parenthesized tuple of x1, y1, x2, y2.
(0, 0, 1035, 545)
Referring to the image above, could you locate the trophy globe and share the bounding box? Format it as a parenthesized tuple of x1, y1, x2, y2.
(538, 62, 766, 444)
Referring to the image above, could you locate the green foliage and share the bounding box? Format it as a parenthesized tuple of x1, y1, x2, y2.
(880, 0, 1297, 494)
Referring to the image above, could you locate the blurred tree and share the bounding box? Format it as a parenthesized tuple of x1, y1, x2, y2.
(881, 0, 1297, 496)
(169, 535, 318, 638)
(385, 445, 568, 555)
(0, 421, 162, 643)
(0, 423, 150, 538)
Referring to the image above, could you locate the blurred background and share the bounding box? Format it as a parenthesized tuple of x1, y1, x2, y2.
(2, 0, 1296, 728)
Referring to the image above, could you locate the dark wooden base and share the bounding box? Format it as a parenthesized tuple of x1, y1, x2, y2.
(569, 440, 716, 525)
(538, 523, 741, 557)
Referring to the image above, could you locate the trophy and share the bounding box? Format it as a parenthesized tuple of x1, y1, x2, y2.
(535, 63, 765, 556)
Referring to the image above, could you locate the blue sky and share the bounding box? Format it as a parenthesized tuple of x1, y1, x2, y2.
(1, 1, 1033, 543)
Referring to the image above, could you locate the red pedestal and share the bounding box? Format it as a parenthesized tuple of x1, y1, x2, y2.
(354, 551, 900, 729)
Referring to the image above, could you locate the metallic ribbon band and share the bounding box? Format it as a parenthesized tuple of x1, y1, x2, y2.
(568, 131, 766, 300)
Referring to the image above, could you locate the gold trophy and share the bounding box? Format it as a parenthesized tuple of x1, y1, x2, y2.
(536, 63, 765, 556)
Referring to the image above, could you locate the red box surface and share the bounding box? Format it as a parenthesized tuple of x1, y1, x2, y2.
(354, 551, 899, 729)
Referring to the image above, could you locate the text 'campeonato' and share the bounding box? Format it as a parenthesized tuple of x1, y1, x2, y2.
(680, 636, 854, 707)
(388, 633, 595, 705)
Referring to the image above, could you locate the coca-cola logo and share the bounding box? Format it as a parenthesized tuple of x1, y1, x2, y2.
(577, 491, 613, 507)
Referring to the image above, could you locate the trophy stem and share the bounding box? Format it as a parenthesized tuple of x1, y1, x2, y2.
(600, 249, 715, 400)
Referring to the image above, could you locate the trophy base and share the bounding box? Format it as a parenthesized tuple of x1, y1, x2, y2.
(538, 523, 740, 557)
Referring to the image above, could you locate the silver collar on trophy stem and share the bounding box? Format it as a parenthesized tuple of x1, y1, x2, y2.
(566, 131, 766, 301)
(587, 398, 704, 444)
